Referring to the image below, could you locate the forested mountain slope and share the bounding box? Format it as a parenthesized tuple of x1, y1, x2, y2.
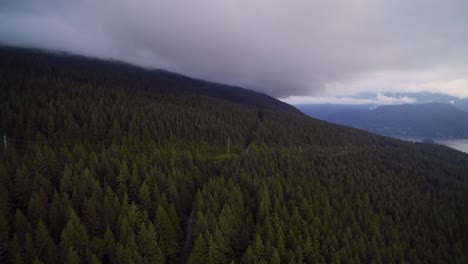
(1, 46, 467, 263)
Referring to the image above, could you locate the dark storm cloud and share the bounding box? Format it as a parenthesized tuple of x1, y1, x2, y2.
(1, 0, 467, 98)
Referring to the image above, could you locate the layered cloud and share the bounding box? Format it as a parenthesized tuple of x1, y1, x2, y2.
(1, 0, 467, 99)
(282, 93, 417, 105)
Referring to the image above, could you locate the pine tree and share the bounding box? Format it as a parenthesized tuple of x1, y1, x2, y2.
(117, 215, 130, 244)
(60, 208, 89, 261)
(83, 198, 101, 237)
(137, 223, 165, 264)
(242, 246, 255, 264)
(155, 205, 178, 259)
(117, 161, 130, 197)
(103, 226, 117, 262)
(271, 249, 281, 264)
(27, 190, 47, 224)
(206, 234, 223, 264)
(64, 247, 81, 264)
(34, 220, 57, 264)
(48, 192, 65, 239)
(257, 189, 270, 225)
(167, 203, 182, 240)
(138, 181, 151, 211)
(303, 234, 314, 263)
(188, 234, 207, 264)
(90, 254, 100, 264)
(129, 163, 140, 200)
(253, 233, 265, 258)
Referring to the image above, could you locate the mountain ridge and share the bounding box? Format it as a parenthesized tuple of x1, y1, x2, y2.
(0, 45, 299, 114)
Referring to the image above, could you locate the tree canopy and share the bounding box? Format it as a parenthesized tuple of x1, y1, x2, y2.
(1, 46, 467, 263)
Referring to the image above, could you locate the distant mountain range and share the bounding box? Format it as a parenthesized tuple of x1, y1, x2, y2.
(381, 92, 468, 113)
(298, 103, 468, 138)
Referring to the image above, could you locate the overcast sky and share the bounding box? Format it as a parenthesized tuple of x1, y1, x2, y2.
(1, 0, 467, 104)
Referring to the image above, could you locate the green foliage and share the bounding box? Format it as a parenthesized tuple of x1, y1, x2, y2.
(155, 205, 179, 260)
(138, 223, 165, 264)
(188, 234, 207, 264)
(60, 209, 89, 261)
(64, 247, 81, 264)
(34, 220, 57, 264)
(1, 46, 467, 263)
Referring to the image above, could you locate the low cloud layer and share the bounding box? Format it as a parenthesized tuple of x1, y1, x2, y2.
(1, 0, 467, 99)
(283, 93, 417, 105)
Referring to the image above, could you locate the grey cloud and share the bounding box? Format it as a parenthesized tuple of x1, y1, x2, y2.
(1, 0, 467, 98)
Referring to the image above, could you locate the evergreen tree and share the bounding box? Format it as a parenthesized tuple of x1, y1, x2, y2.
(155, 205, 178, 260)
(138, 223, 165, 264)
(64, 247, 81, 264)
(60, 209, 89, 261)
(188, 234, 207, 264)
(34, 220, 57, 264)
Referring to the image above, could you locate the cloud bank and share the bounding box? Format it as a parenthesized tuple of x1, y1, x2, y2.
(1, 0, 467, 99)
(282, 93, 417, 105)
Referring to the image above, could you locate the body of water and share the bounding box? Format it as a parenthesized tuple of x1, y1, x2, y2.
(395, 137, 468, 154)
(435, 139, 468, 154)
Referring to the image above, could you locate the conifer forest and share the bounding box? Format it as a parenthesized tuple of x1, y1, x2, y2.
(1, 47, 467, 263)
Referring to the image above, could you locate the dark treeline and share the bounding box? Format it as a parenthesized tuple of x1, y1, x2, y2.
(0, 46, 467, 263)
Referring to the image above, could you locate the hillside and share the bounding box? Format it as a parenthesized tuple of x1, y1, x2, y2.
(1, 46, 468, 263)
(299, 103, 468, 138)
